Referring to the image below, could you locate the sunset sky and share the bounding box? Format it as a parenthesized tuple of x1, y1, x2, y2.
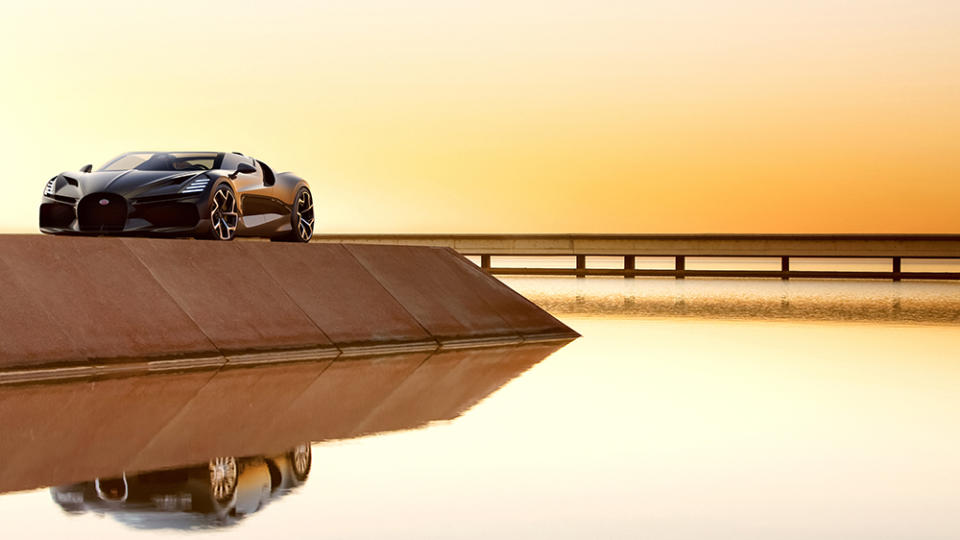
(1, 1, 958, 233)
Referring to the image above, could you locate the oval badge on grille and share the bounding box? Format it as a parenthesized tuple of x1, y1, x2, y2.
(99, 199, 110, 206)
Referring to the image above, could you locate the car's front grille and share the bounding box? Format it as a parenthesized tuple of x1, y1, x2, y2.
(77, 193, 127, 232)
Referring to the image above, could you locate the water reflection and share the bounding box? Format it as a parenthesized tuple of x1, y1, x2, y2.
(0, 342, 567, 530)
(50, 445, 310, 528)
(503, 276, 960, 324)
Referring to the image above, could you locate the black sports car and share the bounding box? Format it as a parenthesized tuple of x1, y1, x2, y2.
(51, 444, 312, 526)
(39, 151, 314, 242)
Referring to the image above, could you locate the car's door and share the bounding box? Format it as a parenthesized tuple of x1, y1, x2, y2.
(235, 158, 289, 234)
(230, 155, 262, 207)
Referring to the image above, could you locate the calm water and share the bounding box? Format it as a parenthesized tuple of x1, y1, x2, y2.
(4, 277, 960, 539)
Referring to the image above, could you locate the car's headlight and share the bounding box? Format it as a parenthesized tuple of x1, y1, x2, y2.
(43, 177, 57, 196)
(181, 176, 211, 194)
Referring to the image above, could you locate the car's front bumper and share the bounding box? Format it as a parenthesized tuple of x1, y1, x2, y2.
(39, 192, 210, 237)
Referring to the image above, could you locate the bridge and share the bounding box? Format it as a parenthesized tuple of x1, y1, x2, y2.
(312, 234, 960, 281)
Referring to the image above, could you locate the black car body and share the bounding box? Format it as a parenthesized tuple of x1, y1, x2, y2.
(51, 445, 312, 526)
(39, 151, 314, 241)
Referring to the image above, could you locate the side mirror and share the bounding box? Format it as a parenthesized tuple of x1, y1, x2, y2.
(230, 162, 257, 178)
(79, 164, 93, 173)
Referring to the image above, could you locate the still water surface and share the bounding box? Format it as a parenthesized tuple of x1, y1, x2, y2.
(4, 277, 960, 539)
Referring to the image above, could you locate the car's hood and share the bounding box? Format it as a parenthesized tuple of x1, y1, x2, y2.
(47, 168, 225, 201)
(75, 170, 207, 197)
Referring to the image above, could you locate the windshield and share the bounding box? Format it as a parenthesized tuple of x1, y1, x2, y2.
(99, 152, 224, 172)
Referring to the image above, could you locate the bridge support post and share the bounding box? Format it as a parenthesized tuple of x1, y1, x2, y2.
(675, 256, 685, 279)
(624, 255, 635, 279)
(781, 256, 790, 280)
(481, 255, 491, 270)
(576, 255, 586, 278)
(892, 257, 901, 282)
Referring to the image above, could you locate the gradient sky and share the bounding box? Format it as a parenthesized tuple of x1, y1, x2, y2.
(1, 1, 958, 233)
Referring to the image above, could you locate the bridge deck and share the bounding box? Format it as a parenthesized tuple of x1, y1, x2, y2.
(312, 234, 960, 280)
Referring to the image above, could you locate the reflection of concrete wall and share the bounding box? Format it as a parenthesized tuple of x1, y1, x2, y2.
(0, 342, 565, 494)
(0, 370, 218, 493)
(357, 344, 561, 435)
(0, 236, 575, 373)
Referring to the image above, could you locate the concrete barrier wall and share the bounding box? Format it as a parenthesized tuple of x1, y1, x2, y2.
(247, 243, 434, 351)
(0, 235, 575, 375)
(346, 244, 522, 343)
(0, 236, 218, 368)
(122, 240, 335, 354)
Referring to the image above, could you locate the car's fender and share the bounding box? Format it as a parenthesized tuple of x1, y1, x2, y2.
(275, 172, 310, 206)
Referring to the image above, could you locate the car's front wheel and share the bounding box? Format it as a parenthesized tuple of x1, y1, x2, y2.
(208, 185, 239, 241)
(209, 456, 238, 503)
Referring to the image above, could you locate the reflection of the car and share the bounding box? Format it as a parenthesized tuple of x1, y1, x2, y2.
(50, 444, 311, 526)
(0, 343, 568, 529)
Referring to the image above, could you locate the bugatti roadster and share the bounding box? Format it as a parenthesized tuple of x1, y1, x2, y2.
(39, 151, 314, 242)
(51, 444, 312, 525)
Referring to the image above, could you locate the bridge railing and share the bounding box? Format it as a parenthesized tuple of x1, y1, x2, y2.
(311, 234, 960, 281)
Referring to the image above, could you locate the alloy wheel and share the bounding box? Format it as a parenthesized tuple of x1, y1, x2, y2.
(210, 187, 239, 240)
(209, 456, 238, 502)
(292, 444, 311, 478)
(294, 190, 314, 242)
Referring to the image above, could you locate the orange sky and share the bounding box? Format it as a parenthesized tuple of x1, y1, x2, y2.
(1, 1, 958, 233)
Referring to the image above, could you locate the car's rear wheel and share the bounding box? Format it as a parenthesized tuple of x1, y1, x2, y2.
(209, 185, 239, 241)
(289, 444, 312, 482)
(273, 187, 314, 243)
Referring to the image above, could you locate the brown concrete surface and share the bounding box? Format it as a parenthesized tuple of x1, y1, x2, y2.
(441, 249, 576, 337)
(247, 243, 433, 348)
(0, 342, 565, 494)
(345, 244, 520, 342)
(122, 238, 334, 353)
(0, 255, 84, 367)
(0, 235, 574, 374)
(0, 236, 217, 367)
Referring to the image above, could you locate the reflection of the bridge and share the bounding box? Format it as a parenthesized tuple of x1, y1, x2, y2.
(0, 342, 565, 527)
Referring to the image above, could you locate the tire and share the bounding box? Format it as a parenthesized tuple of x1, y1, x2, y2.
(209, 456, 238, 503)
(208, 185, 239, 241)
(288, 444, 312, 483)
(274, 187, 314, 243)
